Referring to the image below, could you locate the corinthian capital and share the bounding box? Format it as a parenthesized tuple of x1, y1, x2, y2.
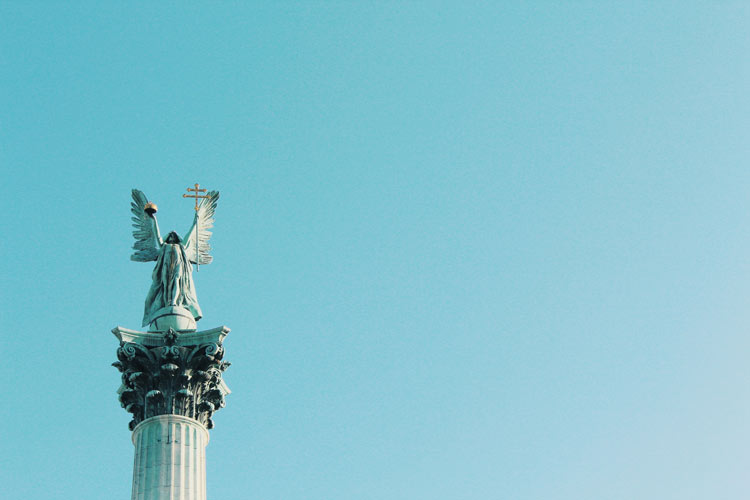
(112, 326, 231, 431)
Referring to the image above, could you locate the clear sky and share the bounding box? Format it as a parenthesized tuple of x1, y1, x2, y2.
(2, 2, 749, 499)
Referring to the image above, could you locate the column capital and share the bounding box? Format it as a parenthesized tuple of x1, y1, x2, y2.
(112, 326, 231, 431)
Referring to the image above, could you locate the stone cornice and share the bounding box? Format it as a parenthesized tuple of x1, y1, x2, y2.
(112, 325, 230, 346)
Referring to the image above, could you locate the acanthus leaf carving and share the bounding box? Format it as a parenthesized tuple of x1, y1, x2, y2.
(113, 329, 230, 430)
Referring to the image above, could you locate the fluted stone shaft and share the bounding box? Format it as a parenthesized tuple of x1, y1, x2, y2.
(131, 415, 209, 500)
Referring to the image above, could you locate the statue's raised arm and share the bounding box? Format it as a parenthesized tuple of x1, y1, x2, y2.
(130, 189, 160, 261)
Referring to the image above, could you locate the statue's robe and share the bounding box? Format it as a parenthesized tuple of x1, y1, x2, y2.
(142, 242, 202, 327)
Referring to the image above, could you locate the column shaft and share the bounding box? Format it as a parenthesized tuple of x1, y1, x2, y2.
(131, 415, 209, 500)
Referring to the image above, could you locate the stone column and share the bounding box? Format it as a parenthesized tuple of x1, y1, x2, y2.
(112, 326, 231, 500)
(131, 415, 209, 500)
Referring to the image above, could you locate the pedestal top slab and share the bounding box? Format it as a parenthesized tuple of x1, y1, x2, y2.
(112, 325, 230, 347)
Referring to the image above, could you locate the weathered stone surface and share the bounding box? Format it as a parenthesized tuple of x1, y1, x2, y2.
(148, 305, 198, 331)
(131, 415, 209, 500)
(112, 326, 231, 431)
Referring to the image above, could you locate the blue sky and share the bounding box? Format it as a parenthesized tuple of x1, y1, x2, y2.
(2, 2, 750, 499)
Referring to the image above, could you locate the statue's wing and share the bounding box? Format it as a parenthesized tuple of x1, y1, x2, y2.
(184, 190, 219, 265)
(130, 189, 159, 262)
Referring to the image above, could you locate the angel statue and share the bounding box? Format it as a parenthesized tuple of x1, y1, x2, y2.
(130, 188, 219, 331)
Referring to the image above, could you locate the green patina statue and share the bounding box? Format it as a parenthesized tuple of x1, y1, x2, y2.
(130, 188, 220, 330)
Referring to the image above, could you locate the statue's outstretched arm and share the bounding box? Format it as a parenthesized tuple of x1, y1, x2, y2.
(151, 214, 164, 246)
(183, 212, 197, 245)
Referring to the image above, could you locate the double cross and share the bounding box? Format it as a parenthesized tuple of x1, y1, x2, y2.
(183, 183, 210, 211)
(183, 183, 210, 270)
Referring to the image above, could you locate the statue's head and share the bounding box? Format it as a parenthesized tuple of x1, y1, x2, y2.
(165, 231, 182, 244)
